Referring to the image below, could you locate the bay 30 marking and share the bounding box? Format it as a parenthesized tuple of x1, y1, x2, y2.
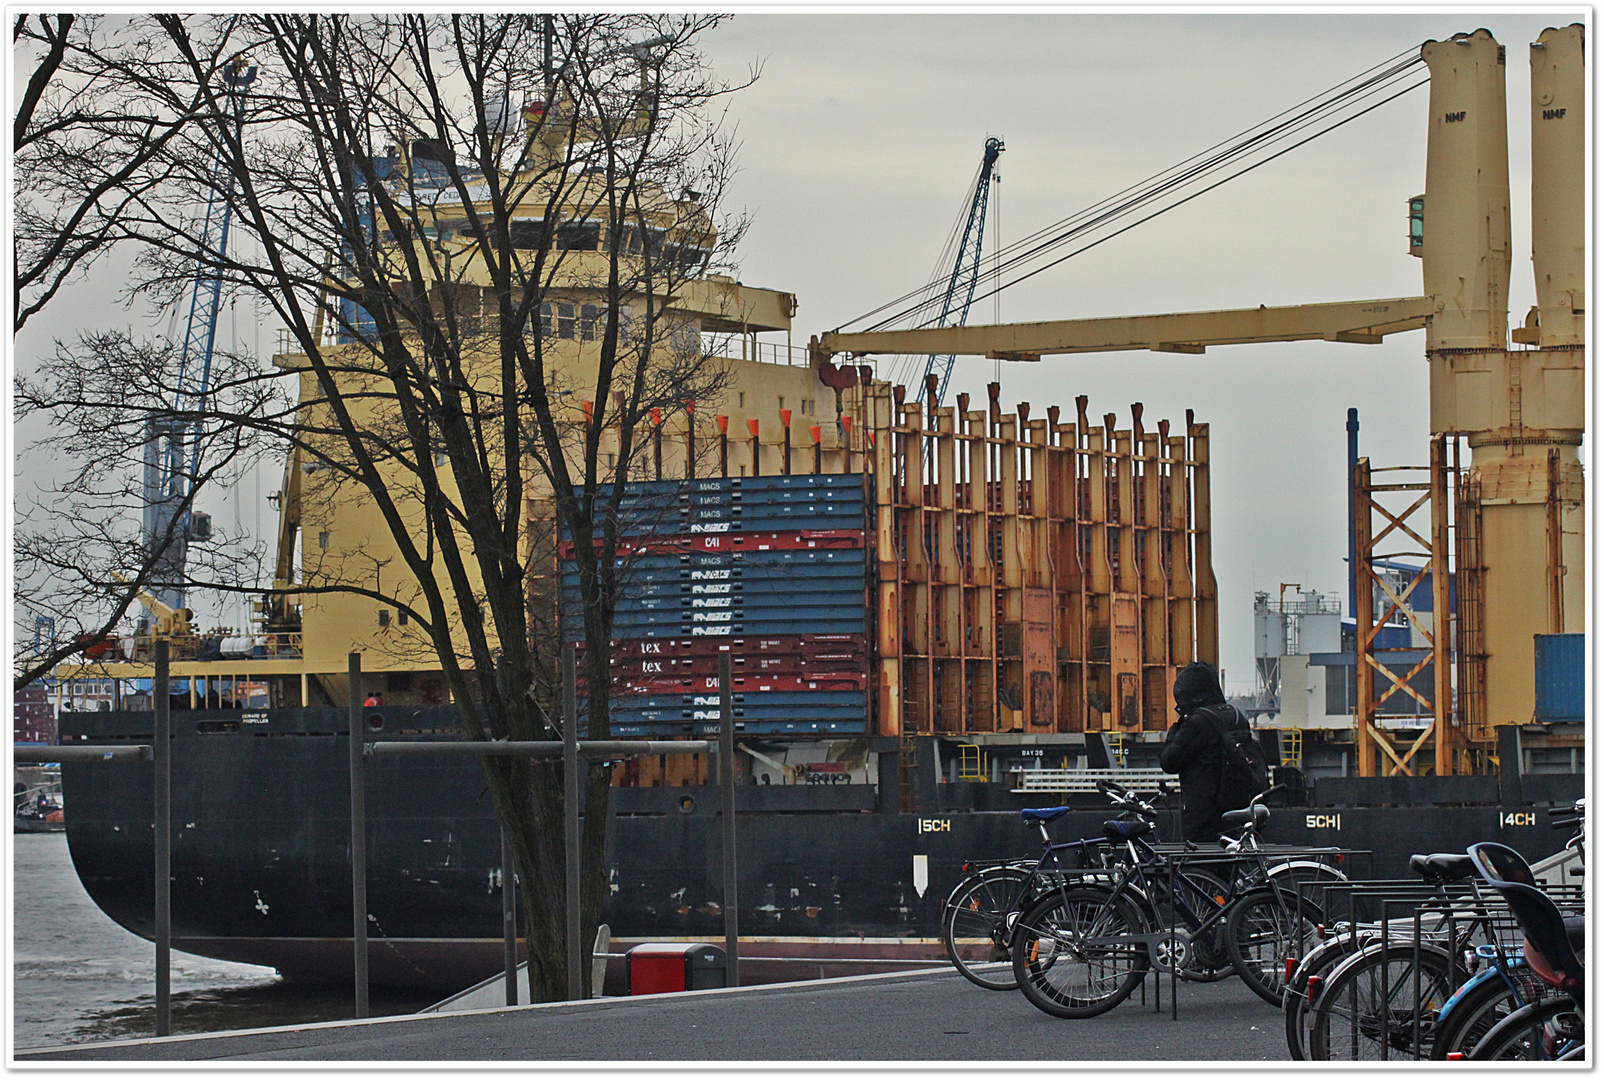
(1501, 812, 1536, 826)
(919, 818, 951, 833)
(1306, 814, 1342, 830)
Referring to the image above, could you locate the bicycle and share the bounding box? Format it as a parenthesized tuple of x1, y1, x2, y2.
(1008, 785, 1326, 1018)
(941, 778, 1229, 989)
(941, 807, 1114, 991)
(1299, 856, 1483, 1060)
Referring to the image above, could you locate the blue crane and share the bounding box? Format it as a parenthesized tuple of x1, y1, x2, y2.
(920, 136, 1003, 408)
(141, 56, 257, 612)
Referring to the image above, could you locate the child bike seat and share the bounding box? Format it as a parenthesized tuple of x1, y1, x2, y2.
(1468, 842, 1584, 1005)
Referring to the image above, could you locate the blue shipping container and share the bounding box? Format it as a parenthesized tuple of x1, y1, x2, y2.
(1534, 633, 1584, 723)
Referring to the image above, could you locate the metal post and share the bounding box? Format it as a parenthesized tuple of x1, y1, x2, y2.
(562, 645, 582, 1000)
(1353, 459, 1376, 777)
(1347, 408, 1360, 619)
(1432, 436, 1455, 776)
(502, 826, 518, 1006)
(348, 653, 369, 1019)
(153, 640, 171, 1038)
(719, 652, 740, 986)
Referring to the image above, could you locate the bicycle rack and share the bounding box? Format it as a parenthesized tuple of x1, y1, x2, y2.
(1291, 877, 1584, 1060)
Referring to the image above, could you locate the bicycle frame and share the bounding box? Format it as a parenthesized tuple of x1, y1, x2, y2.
(1033, 832, 1253, 956)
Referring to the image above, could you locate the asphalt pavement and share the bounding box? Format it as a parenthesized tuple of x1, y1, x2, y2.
(15, 967, 1291, 1063)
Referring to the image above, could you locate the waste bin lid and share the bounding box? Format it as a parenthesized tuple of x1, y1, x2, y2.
(686, 945, 726, 968)
(627, 942, 713, 958)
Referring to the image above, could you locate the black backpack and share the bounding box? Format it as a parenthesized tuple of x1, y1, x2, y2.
(1199, 703, 1269, 811)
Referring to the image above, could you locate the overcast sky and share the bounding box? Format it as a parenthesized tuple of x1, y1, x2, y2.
(696, 10, 1584, 694)
(12, 10, 1586, 698)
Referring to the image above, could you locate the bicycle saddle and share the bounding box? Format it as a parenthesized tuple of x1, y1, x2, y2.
(1408, 852, 1477, 884)
(1020, 806, 1072, 823)
(1220, 804, 1270, 829)
(1102, 818, 1152, 840)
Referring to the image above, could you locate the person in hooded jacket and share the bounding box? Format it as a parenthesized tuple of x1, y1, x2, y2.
(1158, 661, 1250, 842)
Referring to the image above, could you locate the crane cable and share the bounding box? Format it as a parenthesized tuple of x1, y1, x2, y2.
(836, 47, 1427, 336)
(846, 47, 1424, 333)
(886, 157, 989, 389)
(961, 66, 1428, 318)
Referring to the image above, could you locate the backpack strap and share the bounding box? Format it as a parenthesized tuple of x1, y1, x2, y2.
(1194, 702, 1235, 740)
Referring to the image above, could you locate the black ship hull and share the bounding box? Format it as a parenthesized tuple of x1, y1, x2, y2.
(59, 706, 1580, 995)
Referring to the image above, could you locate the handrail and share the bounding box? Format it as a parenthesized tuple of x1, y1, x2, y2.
(14, 744, 151, 763)
(1011, 767, 1169, 793)
(368, 739, 710, 759)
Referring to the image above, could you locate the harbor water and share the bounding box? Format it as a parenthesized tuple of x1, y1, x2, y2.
(11, 831, 434, 1049)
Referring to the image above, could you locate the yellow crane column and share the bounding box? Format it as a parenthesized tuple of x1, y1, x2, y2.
(1421, 28, 1585, 735)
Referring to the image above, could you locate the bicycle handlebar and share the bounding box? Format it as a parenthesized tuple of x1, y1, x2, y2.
(1250, 783, 1288, 806)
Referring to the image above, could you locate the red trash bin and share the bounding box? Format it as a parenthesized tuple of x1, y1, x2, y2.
(626, 942, 728, 995)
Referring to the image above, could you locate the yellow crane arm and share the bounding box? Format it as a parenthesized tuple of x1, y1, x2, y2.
(112, 571, 191, 638)
(814, 295, 1433, 362)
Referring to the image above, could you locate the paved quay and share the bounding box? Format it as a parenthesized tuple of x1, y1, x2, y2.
(17, 968, 1290, 1062)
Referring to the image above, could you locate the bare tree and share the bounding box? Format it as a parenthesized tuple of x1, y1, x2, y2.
(14, 332, 291, 687)
(18, 12, 751, 1002)
(12, 15, 230, 332)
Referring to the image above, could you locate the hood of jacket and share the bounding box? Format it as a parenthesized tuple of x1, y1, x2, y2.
(1172, 661, 1226, 714)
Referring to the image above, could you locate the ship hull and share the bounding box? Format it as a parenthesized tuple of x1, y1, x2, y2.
(59, 707, 1579, 995)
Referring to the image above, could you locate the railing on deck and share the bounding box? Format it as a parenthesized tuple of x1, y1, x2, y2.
(110, 632, 304, 664)
(705, 334, 809, 367)
(1010, 767, 1170, 793)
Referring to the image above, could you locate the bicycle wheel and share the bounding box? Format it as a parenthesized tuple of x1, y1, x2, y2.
(943, 866, 1032, 990)
(1011, 886, 1149, 1019)
(1430, 965, 1554, 1059)
(1468, 996, 1583, 1060)
(1306, 942, 1454, 1060)
(1284, 932, 1370, 1060)
(1225, 886, 1323, 1005)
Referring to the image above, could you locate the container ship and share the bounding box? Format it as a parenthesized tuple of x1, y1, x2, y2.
(51, 23, 1584, 995)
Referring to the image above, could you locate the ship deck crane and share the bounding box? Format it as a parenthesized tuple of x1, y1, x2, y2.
(140, 55, 256, 615)
(919, 137, 1002, 407)
(815, 294, 1432, 362)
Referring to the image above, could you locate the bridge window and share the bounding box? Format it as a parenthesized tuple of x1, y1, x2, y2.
(556, 221, 599, 251)
(540, 301, 578, 339)
(508, 219, 550, 249)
